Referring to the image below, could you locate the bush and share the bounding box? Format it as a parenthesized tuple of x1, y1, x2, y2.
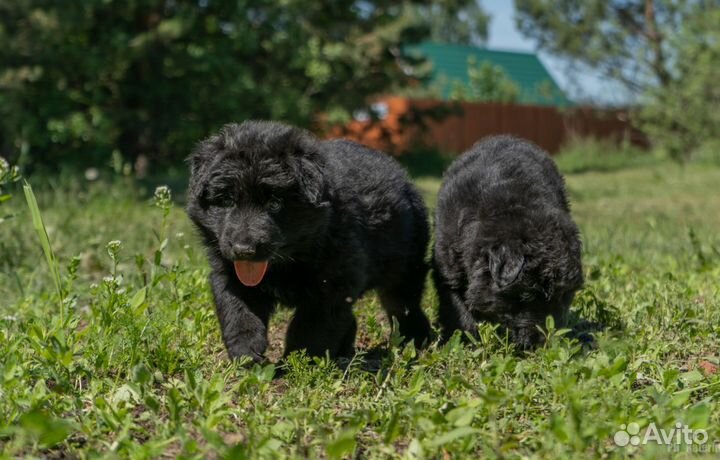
(397, 147, 455, 178)
(449, 59, 520, 103)
(553, 137, 658, 175)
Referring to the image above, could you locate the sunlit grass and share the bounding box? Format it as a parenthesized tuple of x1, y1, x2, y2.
(1, 155, 719, 459)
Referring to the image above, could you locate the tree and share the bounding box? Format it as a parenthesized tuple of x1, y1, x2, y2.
(0, 0, 477, 170)
(639, 8, 720, 159)
(513, 0, 717, 93)
(449, 59, 520, 103)
(515, 0, 720, 159)
(409, 0, 490, 45)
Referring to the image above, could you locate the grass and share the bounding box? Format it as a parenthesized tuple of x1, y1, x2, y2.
(552, 137, 661, 175)
(1, 151, 719, 459)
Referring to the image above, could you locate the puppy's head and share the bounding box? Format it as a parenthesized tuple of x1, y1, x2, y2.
(463, 208, 584, 349)
(186, 121, 330, 286)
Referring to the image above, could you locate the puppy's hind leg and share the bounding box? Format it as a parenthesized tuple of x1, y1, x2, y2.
(378, 266, 433, 349)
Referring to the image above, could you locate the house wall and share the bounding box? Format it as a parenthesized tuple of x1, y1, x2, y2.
(332, 97, 648, 155)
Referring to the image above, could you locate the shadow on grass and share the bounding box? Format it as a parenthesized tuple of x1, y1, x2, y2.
(567, 312, 609, 348)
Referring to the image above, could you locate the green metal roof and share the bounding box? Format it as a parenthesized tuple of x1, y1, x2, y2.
(406, 42, 571, 107)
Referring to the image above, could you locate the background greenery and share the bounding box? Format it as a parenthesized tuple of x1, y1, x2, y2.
(0, 0, 486, 171)
(1, 144, 719, 458)
(515, 0, 720, 160)
(3, 0, 720, 170)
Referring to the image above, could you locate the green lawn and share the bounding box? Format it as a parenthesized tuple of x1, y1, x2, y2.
(1, 158, 719, 459)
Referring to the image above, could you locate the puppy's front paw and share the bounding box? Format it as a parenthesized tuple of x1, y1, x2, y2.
(226, 332, 268, 363)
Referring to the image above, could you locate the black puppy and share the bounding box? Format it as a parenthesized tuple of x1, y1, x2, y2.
(432, 135, 583, 349)
(187, 121, 432, 362)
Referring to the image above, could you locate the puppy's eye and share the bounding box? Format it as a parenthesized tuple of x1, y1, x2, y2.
(215, 196, 235, 208)
(267, 197, 282, 213)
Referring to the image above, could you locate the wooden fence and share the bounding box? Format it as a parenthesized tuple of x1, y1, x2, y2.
(333, 97, 647, 155)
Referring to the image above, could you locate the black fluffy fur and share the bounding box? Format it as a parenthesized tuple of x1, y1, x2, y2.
(432, 135, 584, 349)
(186, 121, 432, 362)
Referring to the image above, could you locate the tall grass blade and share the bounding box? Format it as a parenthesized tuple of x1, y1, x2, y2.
(23, 181, 64, 320)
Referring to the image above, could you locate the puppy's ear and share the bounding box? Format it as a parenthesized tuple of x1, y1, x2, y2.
(294, 156, 326, 206)
(187, 150, 205, 178)
(290, 136, 327, 206)
(186, 140, 216, 198)
(488, 246, 525, 288)
(187, 137, 209, 175)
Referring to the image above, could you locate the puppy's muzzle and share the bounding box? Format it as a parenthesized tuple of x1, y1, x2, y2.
(231, 243, 257, 260)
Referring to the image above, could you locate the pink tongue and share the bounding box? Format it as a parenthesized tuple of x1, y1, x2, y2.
(233, 261, 269, 287)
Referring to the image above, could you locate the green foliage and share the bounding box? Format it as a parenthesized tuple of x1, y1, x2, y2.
(0, 157, 21, 224)
(514, 0, 701, 91)
(554, 137, 659, 175)
(23, 181, 65, 317)
(391, 77, 445, 100)
(515, 0, 720, 160)
(638, 8, 720, 161)
(449, 58, 520, 103)
(533, 79, 566, 105)
(397, 147, 455, 178)
(0, 1, 451, 170)
(406, 0, 490, 45)
(1, 156, 720, 457)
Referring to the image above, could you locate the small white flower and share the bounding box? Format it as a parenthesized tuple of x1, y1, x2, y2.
(154, 185, 172, 209)
(106, 240, 122, 262)
(84, 167, 99, 181)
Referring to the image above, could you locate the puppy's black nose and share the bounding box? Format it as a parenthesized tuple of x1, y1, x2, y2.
(231, 243, 255, 259)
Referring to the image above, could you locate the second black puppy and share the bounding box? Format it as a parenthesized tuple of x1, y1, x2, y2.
(187, 121, 432, 362)
(432, 136, 583, 349)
